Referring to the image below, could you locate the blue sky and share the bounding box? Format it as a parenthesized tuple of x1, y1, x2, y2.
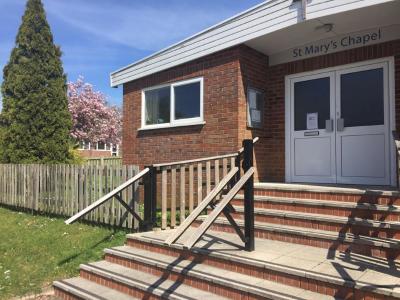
(0, 0, 263, 107)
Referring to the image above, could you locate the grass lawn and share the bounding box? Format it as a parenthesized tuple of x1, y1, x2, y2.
(0, 207, 128, 299)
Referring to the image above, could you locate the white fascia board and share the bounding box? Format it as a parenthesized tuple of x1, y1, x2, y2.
(306, 0, 397, 20)
(110, 0, 395, 87)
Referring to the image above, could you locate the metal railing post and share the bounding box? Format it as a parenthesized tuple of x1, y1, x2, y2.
(143, 165, 157, 230)
(242, 139, 255, 251)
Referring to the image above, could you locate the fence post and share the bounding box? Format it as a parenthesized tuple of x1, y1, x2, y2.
(143, 166, 157, 230)
(242, 139, 254, 251)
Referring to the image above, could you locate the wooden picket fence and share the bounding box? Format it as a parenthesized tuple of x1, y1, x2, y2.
(85, 157, 122, 167)
(0, 164, 140, 229)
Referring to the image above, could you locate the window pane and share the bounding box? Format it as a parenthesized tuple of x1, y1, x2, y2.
(80, 142, 90, 150)
(294, 77, 330, 131)
(174, 82, 201, 120)
(247, 88, 264, 128)
(145, 87, 170, 125)
(341, 68, 384, 127)
(97, 142, 105, 150)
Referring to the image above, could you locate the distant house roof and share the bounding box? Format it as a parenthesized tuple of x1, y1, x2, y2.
(110, 0, 396, 87)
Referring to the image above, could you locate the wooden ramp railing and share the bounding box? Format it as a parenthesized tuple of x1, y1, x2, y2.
(184, 167, 254, 250)
(64, 137, 258, 250)
(165, 167, 239, 246)
(65, 168, 150, 227)
(164, 138, 257, 251)
(153, 137, 259, 230)
(154, 153, 238, 230)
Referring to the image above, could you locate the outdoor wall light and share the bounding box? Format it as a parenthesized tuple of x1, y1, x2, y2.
(315, 23, 334, 33)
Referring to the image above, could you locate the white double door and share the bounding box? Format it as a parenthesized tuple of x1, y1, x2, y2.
(288, 60, 392, 185)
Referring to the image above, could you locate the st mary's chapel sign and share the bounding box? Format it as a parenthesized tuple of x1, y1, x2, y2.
(269, 24, 400, 66)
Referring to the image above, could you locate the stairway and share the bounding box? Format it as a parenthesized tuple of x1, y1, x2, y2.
(208, 183, 400, 261)
(54, 183, 400, 300)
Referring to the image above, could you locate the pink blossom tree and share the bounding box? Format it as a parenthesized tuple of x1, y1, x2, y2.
(67, 77, 122, 146)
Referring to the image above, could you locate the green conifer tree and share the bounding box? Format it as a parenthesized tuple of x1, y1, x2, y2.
(0, 0, 72, 163)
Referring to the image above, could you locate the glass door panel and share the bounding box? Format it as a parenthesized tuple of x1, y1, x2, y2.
(340, 68, 384, 128)
(294, 77, 331, 131)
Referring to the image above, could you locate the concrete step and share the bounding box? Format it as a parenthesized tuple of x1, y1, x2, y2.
(195, 216, 400, 260)
(230, 206, 400, 239)
(53, 277, 138, 300)
(253, 183, 400, 206)
(104, 245, 336, 300)
(126, 230, 400, 300)
(232, 195, 400, 222)
(79, 260, 229, 300)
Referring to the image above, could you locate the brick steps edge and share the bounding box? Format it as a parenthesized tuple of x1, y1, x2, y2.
(250, 185, 400, 206)
(232, 196, 400, 221)
(194, 217, 400, 260)
(227, 207, 400, 239)
(53, 277, 138, 300)
(78, 261, 228, 300)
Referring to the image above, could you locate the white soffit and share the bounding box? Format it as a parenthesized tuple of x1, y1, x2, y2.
(110, 0, 397, 87)
(247, 0, 400, 62)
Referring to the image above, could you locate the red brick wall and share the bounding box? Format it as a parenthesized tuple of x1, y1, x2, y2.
(237, 46, 269, 181)
(122, 40, 400, 182)
(122, 46, 243, 169)
(78, 150, 113, 158)
(256, 39, 400, 182)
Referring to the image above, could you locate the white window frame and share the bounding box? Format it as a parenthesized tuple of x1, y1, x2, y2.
(78, 141, 85, 150)
(78, 141, 91, 150)
(96, 141, 107, 151)
(111, 144, 119, 156)
(95, 142, 113, 152)
(140, 77, 204, 130)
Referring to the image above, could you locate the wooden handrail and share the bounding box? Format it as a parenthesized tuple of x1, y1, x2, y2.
(183, 167, 255, 250)
(164, 167, 239, 246)
(154, 137, 259, 169)
(65, 167, 150, 225)
(153, 153, 238, 169)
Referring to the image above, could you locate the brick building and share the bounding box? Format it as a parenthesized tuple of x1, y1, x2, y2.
(77, 141, 119, 158)
(111, 0, 400, 186)
(55, 2, 400, 298)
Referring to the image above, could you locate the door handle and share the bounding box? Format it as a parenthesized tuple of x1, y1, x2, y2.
(337, 118, 344, 132)
(325, 119, 334, 132)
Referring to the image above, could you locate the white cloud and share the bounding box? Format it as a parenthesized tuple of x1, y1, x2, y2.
(43, 0, 245, 51)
